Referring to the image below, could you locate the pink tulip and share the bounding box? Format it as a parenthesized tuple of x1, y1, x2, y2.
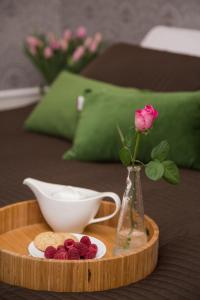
(44, 47, 53, 59)
(29, 46, 37, 56)
(60, 39, 68, 51)
(88, 40, 98, 53)
(135, 105, 158, 132)
(76, 26, 87, 38)
(63, 29, 72, 41)
(94, 32, 102, 44)
(72, 46, 85, 62)
(84, 36, 93, 48)
(26, 36, 42, 48)
(47, 33, 60, 50)
(26, 36, 42, 55)
(50, 39, 60, 50)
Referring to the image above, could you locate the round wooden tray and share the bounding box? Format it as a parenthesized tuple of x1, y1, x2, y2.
(0, 200, 159, 292)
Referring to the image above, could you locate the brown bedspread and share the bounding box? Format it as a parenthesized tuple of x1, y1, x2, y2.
(1, 44, 200, 299)
(0, 105, 200, 300)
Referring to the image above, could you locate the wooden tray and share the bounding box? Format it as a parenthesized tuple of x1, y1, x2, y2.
(0, 200, 159, 292)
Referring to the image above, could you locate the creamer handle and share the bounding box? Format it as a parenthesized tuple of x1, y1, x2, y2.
(88, 192, 121, 225)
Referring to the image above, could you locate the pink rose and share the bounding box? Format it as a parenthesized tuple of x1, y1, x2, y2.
(63, 29, 72, 41)
(76, 26, 87, 38)
(135, 105, 158, 132)
(44, 47, 53, 59)
(72, 46, 85, 62)
(60, 39, 68, 51)
(144, 104, 158, 120)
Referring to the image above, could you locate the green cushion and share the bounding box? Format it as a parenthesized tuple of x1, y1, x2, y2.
(63, 90, 200, 169)
(25, 71, 139, 140)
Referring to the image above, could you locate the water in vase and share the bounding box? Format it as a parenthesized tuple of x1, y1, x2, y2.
(114, 166, 148, 255)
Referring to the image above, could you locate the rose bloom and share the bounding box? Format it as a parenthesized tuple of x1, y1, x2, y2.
(135, 105, 158, 132)
(76, 26, 87, 38)
(72, 46, 85, 62)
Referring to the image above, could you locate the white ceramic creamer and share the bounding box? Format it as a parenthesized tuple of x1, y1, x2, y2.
(23, 178, 121, 233)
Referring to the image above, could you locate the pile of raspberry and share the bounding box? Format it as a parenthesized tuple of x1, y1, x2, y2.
(44, 235, 98, 260)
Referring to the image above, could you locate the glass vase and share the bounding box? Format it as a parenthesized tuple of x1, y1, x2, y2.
(114, 165, 148, 255)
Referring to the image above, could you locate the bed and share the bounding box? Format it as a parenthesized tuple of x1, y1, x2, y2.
(0, 43, 200, 300)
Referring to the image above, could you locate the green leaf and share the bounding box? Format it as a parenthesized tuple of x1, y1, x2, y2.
(162, 160, 180, 184)
(119, 147, 132, 167)
(145, 160, 164, 181)
(151, 140, 170, 162)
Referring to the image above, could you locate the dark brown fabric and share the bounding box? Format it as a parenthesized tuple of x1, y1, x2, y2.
(82, 43, 200, 92)
(1, 104, 200, 299)
(1, 44, 200, 299)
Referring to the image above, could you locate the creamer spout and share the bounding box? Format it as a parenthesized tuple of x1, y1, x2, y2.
(23, 178, 46, 201)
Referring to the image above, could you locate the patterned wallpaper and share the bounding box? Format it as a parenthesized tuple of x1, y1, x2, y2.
(1, 0, 200, 90)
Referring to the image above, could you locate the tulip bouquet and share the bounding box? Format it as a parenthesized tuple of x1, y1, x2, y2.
(24, 26, 103, 84)
(118, 105, 180, 184)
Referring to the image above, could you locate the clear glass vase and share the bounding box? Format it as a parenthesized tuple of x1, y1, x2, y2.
(114, 165, 148, 255)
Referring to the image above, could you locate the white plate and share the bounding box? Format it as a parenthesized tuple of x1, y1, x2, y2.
(28, 234, 106, 259)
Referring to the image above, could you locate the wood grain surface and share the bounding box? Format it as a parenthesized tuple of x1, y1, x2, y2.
(0, 200, 159, 292)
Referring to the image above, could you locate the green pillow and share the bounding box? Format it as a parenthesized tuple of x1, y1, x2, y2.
(25, 71, 139, 140)
(63, 90, 200, 169)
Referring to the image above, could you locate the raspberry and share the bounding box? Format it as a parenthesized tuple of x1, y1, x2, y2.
(68, 247, 80, 260)
(64, 239, 75, 250)
(85, 246, 97, 259)
(74, 242, 88, 257)
(56, 249, 67, 256)
(57, 245, 66, 252)
(44, 246, 57, 259)
(80, 236, 91, 247)
(54, 251, 68, 260)
(90, 244, 98, 253)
